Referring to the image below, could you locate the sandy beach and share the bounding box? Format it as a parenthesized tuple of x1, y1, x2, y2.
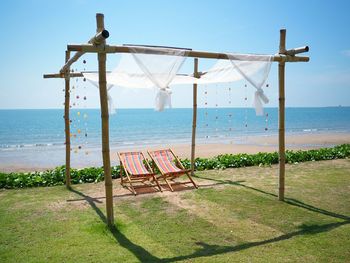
(163, 132, 350, 158)
(0, 132, 349, 173)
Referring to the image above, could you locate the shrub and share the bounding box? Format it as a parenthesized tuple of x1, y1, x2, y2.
(0, 144, 349, 189)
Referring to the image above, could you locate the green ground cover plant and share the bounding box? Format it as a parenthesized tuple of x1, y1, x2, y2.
(1, 144, 349, 189)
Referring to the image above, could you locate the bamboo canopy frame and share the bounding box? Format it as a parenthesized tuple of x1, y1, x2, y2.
(43, 13, 309, 227)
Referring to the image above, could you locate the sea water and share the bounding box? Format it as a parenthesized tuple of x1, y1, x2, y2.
(0, 107, 349, 168)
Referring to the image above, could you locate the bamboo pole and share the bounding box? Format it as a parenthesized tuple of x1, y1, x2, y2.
(43, 71, 113, 79)
(66, 44, 309, 62)
(278, 29, 286, 201)
(96, 13, 114, 226)
(60, 29, 109, 74)
(60, 52, 84, 74)
(64, 51, 71, 188)
(190, 58, 199, 177)
(285, 46, 309, 56)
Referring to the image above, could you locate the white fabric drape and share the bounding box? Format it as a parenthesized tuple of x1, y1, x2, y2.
(128, 46, 188, 111)
(83, 50, 273, 115)
(109, 53, 155, 89)
(197, 59, 244, 84)
(84, 75, 116, 114)
(227, 54, 272, 115)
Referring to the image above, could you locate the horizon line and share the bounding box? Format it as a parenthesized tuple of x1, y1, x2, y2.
(0, 105, 349, 110)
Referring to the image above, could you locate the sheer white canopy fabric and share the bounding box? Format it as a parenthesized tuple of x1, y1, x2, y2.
(227, 53, 272, 116)
(227, 54, 272, 115)
(83, 51, 272, 115)
(197, 60, 244, 84)
(128, 46, 189, 111)
(84, 75, 116, 114)
(109, 53, 155, 89)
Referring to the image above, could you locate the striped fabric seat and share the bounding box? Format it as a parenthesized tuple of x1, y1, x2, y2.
(148, 149, 182, 174)
(148, 148, 198, 192)
(119, 152, 151, 176)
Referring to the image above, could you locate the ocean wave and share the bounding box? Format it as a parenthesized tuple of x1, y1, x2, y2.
(303, 129, 318, 132)
(122, 142, 135, 145)
(0, 142, 65, 149)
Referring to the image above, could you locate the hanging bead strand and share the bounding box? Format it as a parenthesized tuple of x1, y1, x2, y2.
(228, 84, 233, 144)
(204, 85, 209, 140)
(244, 83, 248, 141)
(215, 84, 219, 138)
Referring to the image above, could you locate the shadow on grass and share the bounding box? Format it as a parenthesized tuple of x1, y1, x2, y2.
(159, 220, 349, 262)
(68, 188, 161, 262)
(68, 179, 350, 262)
(66, 182, 195, 203)
(196, 175, 350, 221)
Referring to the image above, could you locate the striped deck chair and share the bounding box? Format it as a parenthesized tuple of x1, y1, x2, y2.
(147, 149, 198, 192)
(118, 151, 162, 195)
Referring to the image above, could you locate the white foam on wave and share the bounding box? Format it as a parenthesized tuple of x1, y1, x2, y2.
(303, 129, 318, 132)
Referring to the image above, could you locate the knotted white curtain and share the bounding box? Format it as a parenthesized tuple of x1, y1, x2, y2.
(128, 46, 188, 111)
(227, 54, 272, 115)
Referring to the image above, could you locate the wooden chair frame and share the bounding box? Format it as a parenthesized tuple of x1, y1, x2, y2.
(117, 151, 162, 195)
(147, 148, 198, 192)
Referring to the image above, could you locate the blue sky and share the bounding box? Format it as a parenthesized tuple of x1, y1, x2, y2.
(0, 0, 349, 109)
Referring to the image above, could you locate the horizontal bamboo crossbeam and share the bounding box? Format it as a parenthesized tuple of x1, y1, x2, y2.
(43, 71, 112, 79)
(44, 72, 83, 78)
(66, 44, 309, 62)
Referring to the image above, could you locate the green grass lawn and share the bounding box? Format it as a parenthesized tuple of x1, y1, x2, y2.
(0, 159, 349, 262)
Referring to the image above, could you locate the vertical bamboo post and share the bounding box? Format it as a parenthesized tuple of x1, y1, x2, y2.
(278, 29, 286, 201)
(96, 13, 114, 226)
(64, 51, 71, 188)
(190, 58, 199, 176)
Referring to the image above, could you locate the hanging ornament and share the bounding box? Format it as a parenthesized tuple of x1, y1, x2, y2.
(76, 95, 79, 99)
(215, 84, 219, 134)
(244, 82, 248, 130)
(83, 96, 87, 100)
(204, 86, 209, 140)
(265, 113, 269, 131)
(228, 85, 233, 142)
